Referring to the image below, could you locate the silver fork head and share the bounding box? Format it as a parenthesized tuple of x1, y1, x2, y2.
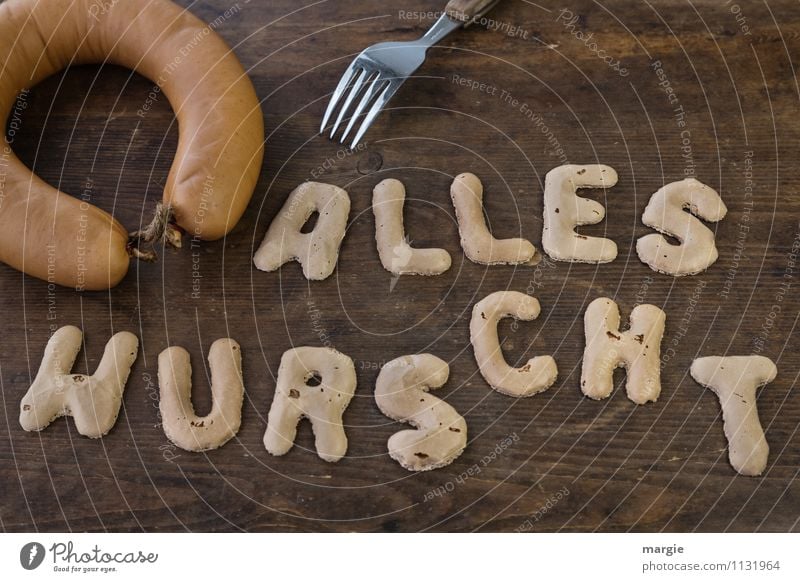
(320, 13, 464, 148)
(320, 22, 456, 150)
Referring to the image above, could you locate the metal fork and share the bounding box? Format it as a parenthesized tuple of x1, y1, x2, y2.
(321, 0, 503, 149)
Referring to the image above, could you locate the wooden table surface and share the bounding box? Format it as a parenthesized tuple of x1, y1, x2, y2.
(1, 0, 799, 532)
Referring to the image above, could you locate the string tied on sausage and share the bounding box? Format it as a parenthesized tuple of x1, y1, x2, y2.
(127, 203, 184, 262)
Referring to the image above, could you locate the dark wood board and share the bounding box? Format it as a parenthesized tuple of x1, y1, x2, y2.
(1, 0, 799, 532)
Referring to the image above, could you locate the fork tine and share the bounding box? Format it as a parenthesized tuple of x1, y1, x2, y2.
(349, 78, 404, 149)
(339, 74, 387, 143)
(320, 61, 359, 133)
(329, 68, 371, 139)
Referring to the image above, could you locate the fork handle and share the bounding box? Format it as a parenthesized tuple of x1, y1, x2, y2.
(445, 0, 503, 25)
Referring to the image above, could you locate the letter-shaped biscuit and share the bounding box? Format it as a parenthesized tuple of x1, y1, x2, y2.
(637, 178, 727, 276)
(451, 173, 539, 265)
(264, 347, 356, 462)
(470, 291, 558, 397)
(542, 164, 618, 263)
(690, 355, 777, 476)
(158, 339, 244, 452)
(373, 179, 452, 275)
(581, 298, 665, 404)
(19, 326, 138, 438)
(375, 354, 467, 471)
(253, 182, 350, 280)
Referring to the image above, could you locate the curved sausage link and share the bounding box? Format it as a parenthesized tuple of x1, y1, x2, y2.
(0, 0, 264, 289)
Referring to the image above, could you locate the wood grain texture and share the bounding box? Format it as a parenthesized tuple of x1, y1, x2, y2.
(446, 0, 503, 22)
(1, 0, 799, 532)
